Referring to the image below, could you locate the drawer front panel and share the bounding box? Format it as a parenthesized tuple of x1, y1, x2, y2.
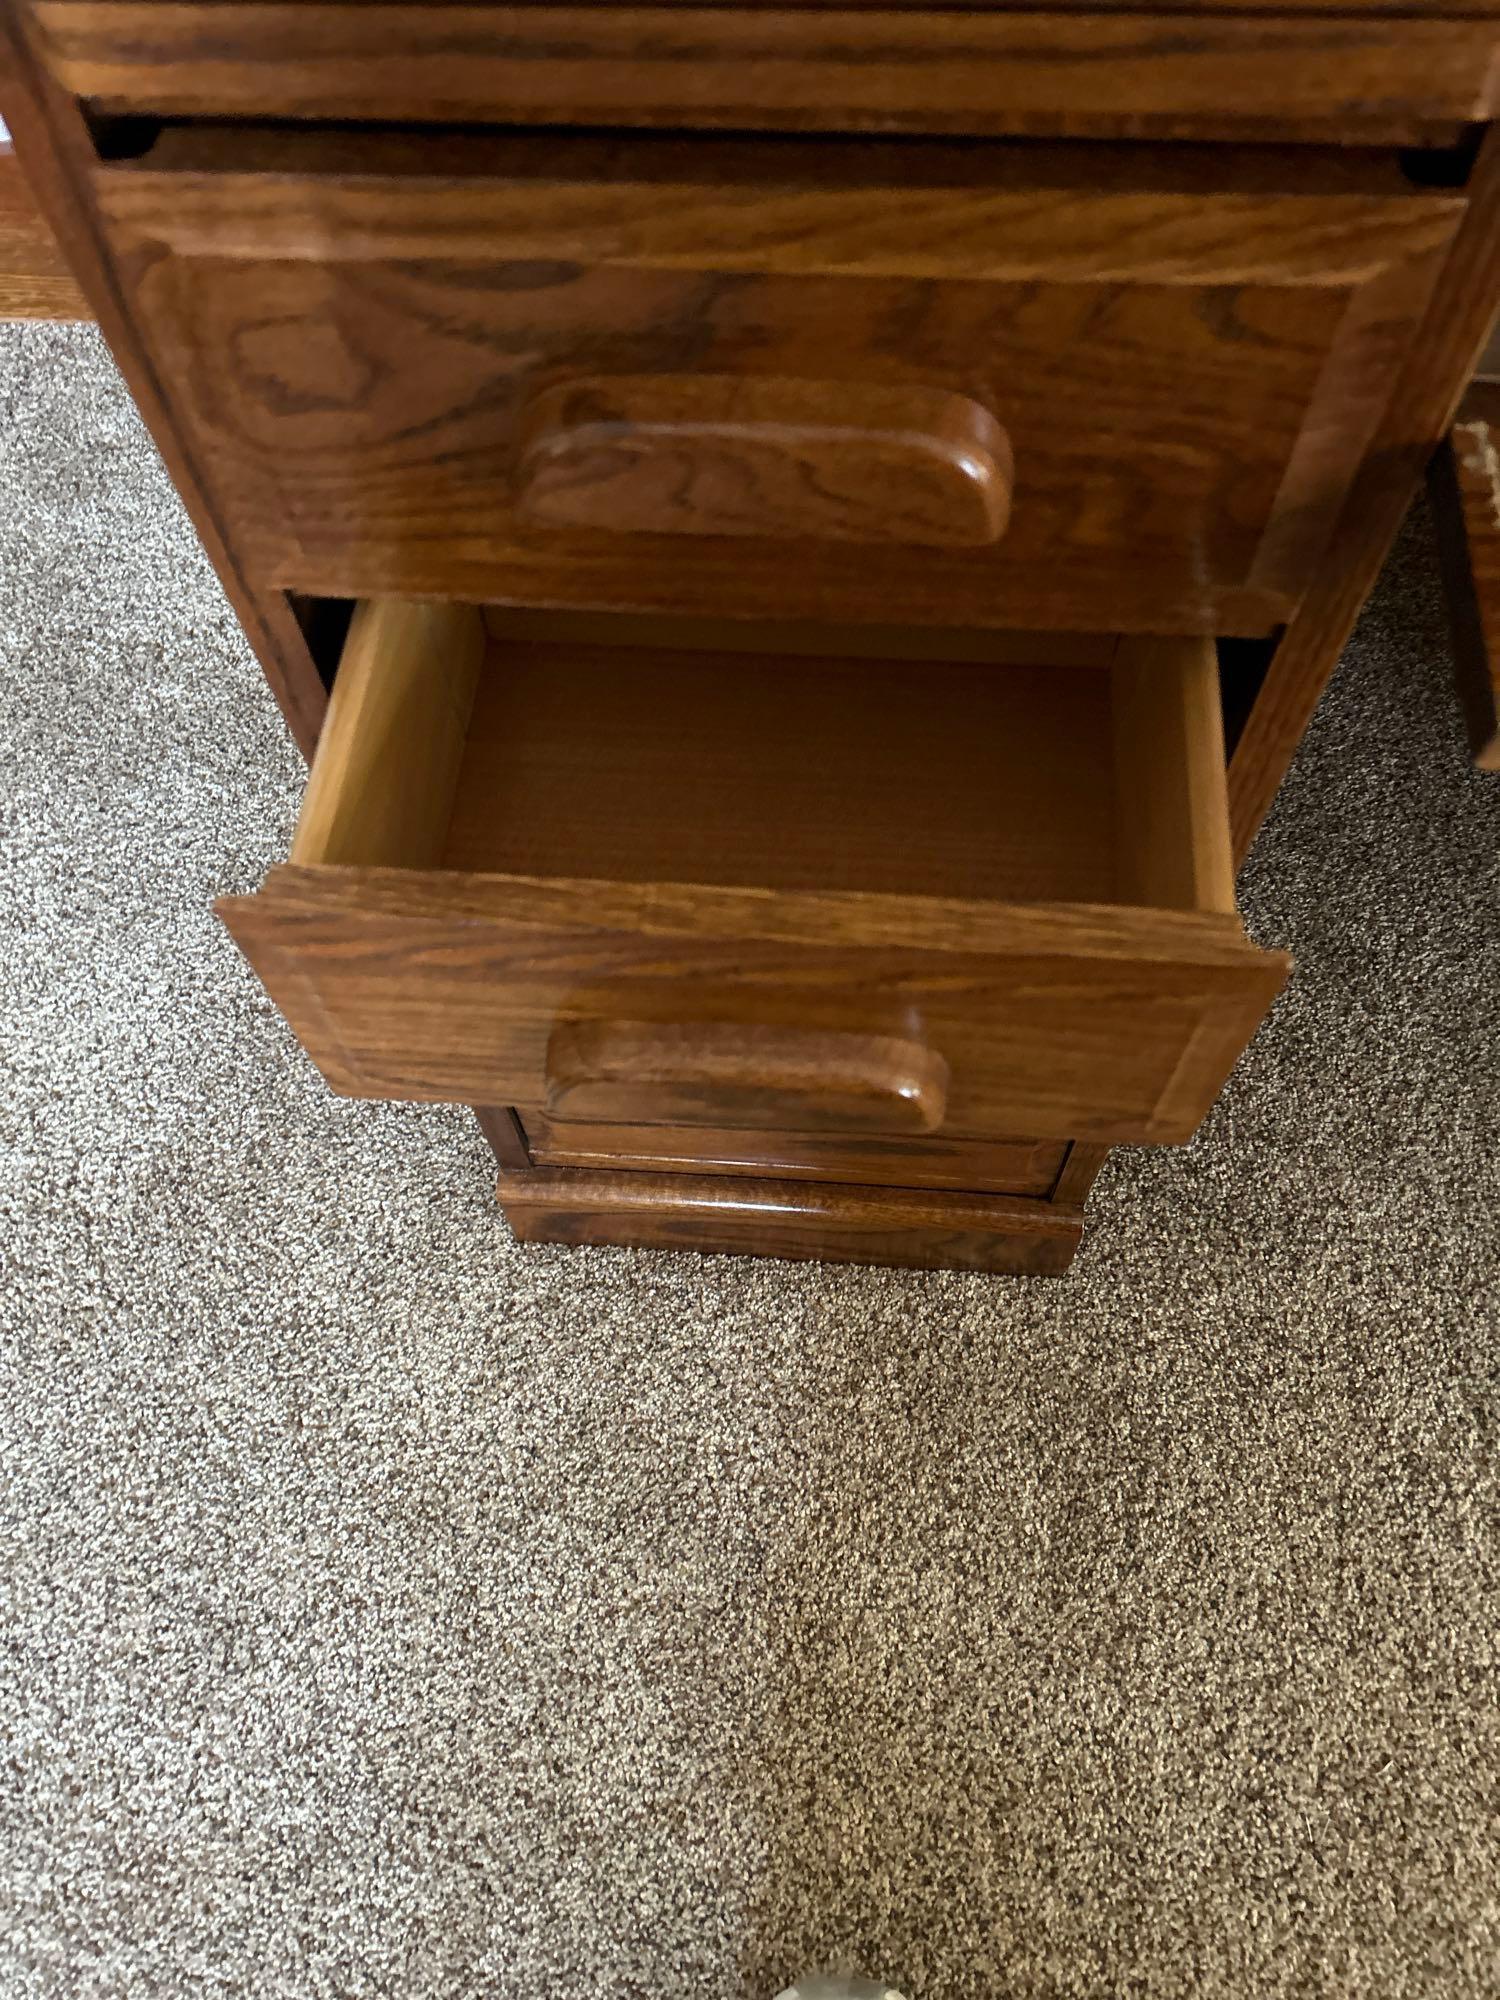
(500, 1168, 1085, 1276)
(521, 1112, 1072, 1198)
(218, 868, 1288, 1148)
(500, 1168, 1085, 1277)
(100, 132, 1461, 635)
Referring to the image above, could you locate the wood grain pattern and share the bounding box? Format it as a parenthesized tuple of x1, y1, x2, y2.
(441, 641, 1122, 905)
(440, 634, 1222, 912)
(1429, 383, 1500, 770)
(0, 140, 91, 318)
(515, 376, 1012, 549)
(95, 129, 1461, 636)
(474, 1104, 532, 1172)
(101, 127, 1460, 282)
(33, 3, 1500, 144)
(219, 623, 1286, 1145)
(18, 0, 1486, 1272)
(519, 1113, 1071, 1199)
(497, 1166, 1085, 1276)
(0, 2, 327, 755)
(34, 0, 1500, 25)
(217, 862, 1287, 1148)
(1049, 1141, 1115, 1206)
(1113, 635, 1236, 915)
(1231, 125, 1500, 859)
(480, 608, 1120, 668)
(289, 599, 486, 867)
(544, 1020, 951, 1133)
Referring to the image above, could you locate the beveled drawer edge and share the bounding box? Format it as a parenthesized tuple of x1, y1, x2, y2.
(497, 1164, 1086, 1276)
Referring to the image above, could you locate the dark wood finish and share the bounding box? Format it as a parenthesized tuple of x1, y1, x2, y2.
(497, 1167, 1085, 1276)
(0, 139, 91, 318)
(515, 376, 1012, 549)
(1230, 126, 1500, 861)
(1429, 383, 1500, 770)
(543, 1020, 951, 1134)
(0, 1, 327, 755)
(95, 128, 1459, 636)
(33, 0, 1500, 27)
(32, 2, 1500, 145)
(521, 1113, 1071, 1199)
(1049, 1141, 1115, 1205)
(474, 1104, 532, 1172)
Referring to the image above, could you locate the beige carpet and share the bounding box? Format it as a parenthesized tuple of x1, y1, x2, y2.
(2, 322, 1498, 1999)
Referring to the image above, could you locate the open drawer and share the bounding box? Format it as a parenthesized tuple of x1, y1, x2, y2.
(218, 603, 1289, 1148)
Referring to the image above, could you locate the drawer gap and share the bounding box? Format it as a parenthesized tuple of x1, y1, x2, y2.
(1217, 632, 1282, 758)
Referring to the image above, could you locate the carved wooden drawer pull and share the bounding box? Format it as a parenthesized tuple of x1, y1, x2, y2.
(545, 1021, 951, 1133)
(516, 375, 1013, 548)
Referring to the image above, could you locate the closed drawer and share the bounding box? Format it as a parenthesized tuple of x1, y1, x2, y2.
(521, 1113, 1071, 1199)
(217, 601, 1289, 1147)
(98, 127, 1462, 636)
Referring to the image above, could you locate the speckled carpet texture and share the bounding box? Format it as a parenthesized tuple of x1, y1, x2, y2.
(3, 322, 1498, 2000)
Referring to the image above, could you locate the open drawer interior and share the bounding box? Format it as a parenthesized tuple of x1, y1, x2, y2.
(219, 601, 1288, 1145)
(289, 605, 1237, 917)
